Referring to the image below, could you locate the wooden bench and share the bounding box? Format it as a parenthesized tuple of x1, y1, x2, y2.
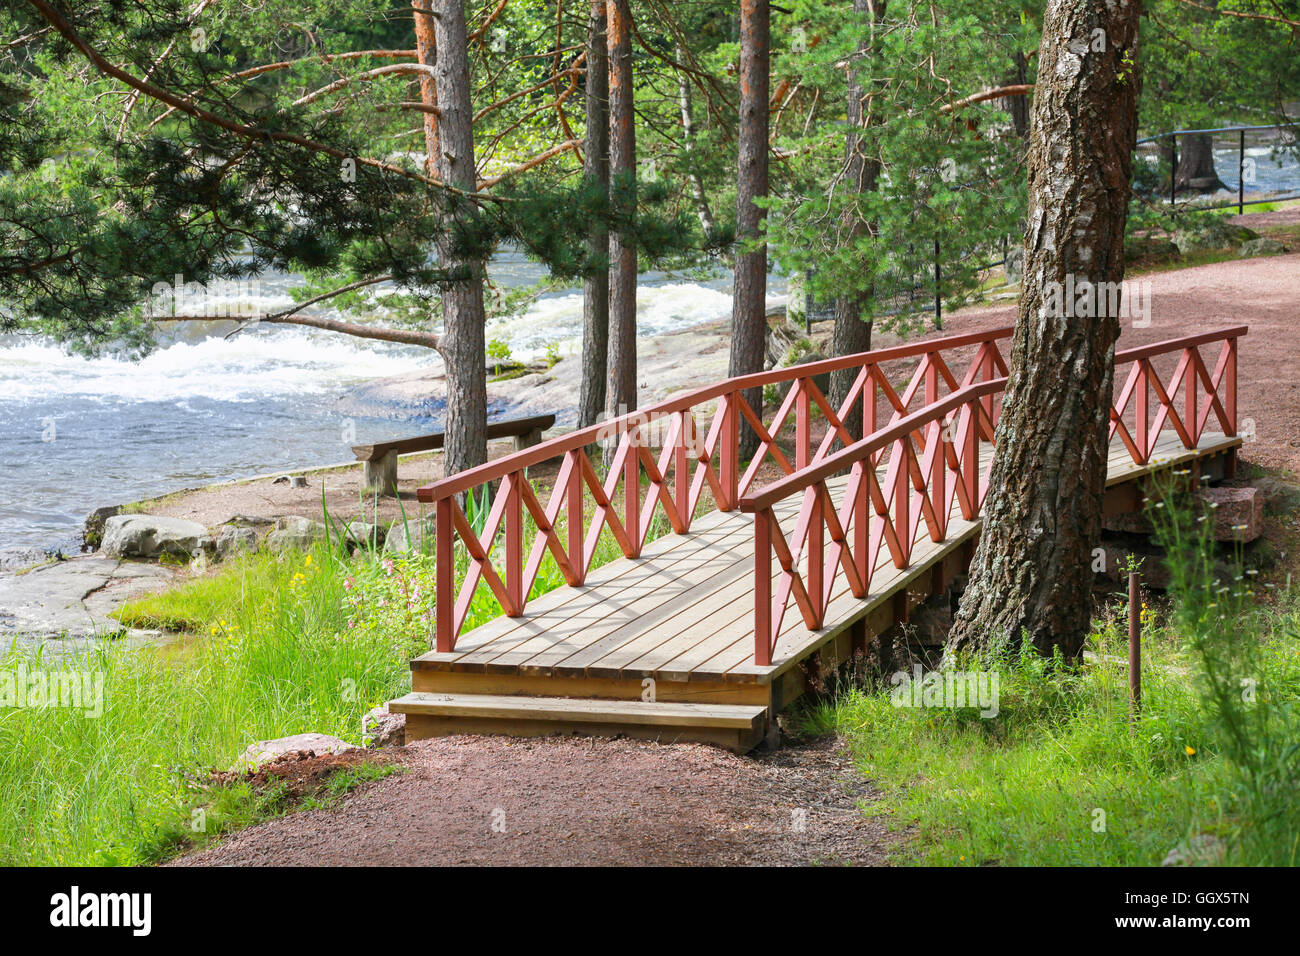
(352, 413, 556, 495)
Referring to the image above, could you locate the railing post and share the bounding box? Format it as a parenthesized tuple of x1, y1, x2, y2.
(808, 485, 824, 624)
(1226, 337, 1238, 435)
(1136, 359, 1150, 462)
(721, 394, 738, 511)
(435, 495, 455, 652)
(624, 428, 641, 554)
(566, 451, 585, 585)
(1184, 347, 1198, 446)
(505, 473, 523, 615)
(754, 509, 773, 666)
(796, 378, 811, 469)
(1238, 129, 1246, 216)
(675, 412, 691, 531)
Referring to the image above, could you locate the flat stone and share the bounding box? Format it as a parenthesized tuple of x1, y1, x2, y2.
(0, 555, 175, 646)
(234, 733, 359, 771)
(265, 516, 327, 551)
(1199, 486, 1263, 542)
(101, 514, 210, 559)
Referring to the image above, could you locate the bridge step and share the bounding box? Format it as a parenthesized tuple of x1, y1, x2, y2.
(390, 692, 770, 753)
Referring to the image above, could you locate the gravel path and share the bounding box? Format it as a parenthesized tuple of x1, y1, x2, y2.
(172, 734, 900, 866)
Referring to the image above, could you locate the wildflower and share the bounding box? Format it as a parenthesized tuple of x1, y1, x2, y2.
(1185, 745, 1196, 756)
(304, 554, 313, 567)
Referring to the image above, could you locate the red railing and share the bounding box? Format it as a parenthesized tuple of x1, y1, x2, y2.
(418, 327, 1014, 652)
(738, 325, 1246, 667)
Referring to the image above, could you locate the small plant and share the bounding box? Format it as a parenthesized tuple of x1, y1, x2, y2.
(487, 337, 513, 375)
(544, 341, 562, 368)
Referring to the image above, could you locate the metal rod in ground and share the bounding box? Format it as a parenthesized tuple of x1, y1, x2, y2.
(1239, 128, 1246, 215)
(933, 238, 942, 327)
(1170, 134, 1177, 207)
(1129, 570, 1142, 721)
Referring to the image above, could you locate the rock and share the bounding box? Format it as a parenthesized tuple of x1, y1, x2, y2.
(1003, 244, 1026, 282)
(384, 520, 433, 554)
(265, 516, 327, 551)
(1103, 509, 1154, 535)
(1199, 486, 1263, 542)
(1124, 237, 1179, 263)
(83, 505, 122, 550)
(773, 350, 832, 402)
(215, 525, 259, 560)
(363, 706, 406, 748)
(223, 513, 275, 528)
(1161, 833, 1226, 867)
(1238, 237, 1285, 258)
(100, 514, 210, 559)
(342, 521, 387, 550)
(1172, 220, 1259, 255)
(1252, 476, 1300, 517)
(234, 733, 358, 771)
(0, 547, 51, 572)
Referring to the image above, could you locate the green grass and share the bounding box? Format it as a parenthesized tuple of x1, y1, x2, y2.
(805, 483, 1300, 867)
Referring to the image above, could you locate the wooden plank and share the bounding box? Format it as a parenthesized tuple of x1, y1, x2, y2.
(389, 692, 766, 729)
(353, 413, 556, 461)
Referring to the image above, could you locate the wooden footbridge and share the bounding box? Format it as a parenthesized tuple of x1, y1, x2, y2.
(389, 325, 1246, 751)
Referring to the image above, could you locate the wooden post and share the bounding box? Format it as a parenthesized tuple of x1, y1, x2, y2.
(363, 450, 399, 496)
(754, 509, 773, 666)
(1128, 570, 1142, 722)
(435, 496, 454, 652)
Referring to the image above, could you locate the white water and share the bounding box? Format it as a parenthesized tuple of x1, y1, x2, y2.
(0, 263, 786, 552)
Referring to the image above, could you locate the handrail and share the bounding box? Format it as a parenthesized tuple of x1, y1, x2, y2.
(417, 325, 1014, 502)
(743, 324, 1246, 666)
(738, 380, 1004, 513)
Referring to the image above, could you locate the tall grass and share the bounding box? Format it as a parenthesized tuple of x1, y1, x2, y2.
(810, 475, 1300, 866)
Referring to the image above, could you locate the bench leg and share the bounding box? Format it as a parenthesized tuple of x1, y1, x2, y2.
(362, 450, 399, 496)
(513, 427, 545, 452)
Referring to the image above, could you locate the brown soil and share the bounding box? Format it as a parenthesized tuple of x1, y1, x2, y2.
(171, 733, 900, 866)
(207, 747, 396, 803)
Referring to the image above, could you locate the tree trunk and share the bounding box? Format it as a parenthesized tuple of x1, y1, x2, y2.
(1001, 49, 1030, 139)
(676, 43, 716, 238)
(431, 0, 487, 477)
(412, 1, 440, 176)
(1174, 132, 1225, 193)
(946, 0, 1143, 661)
(830, 0, 884, 441)
(605, 0, 637, 425)
(579, 0, 610, 430)
(731, 0, 769, 458)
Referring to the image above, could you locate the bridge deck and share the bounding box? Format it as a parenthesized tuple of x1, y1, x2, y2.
(411, 430, 1237, 689)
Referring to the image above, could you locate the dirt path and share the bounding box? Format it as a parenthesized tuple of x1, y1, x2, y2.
(171, 734, 900, 866)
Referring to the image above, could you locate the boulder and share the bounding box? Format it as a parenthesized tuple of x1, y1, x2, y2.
(1124, 237, 1179, 263)
(384, 520, 434, 555)
(363, 706, 406, 748)
(265, 516, 327, 551)
(1199, 486, 1263, 542)
(215, 525, 259, 560)
(342, 521, 387, 550)
(1252, 476, 1300, 517)
(773, 350, 832, 402)
(100, 514, 210, 559)
(234, 732, 358, 771)
(1171, 220, 1258, 255)
(1238, 237, 1285, 258)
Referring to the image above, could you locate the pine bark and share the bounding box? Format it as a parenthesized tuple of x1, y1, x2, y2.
(579, 0, 610, 430)
(830, 0, 884, 441)
(946, 0, 1143, 661)
(605, 0, 637, 422)
(731, 0, 770, 457)
(1174, 133, 1226, 193)
(412, 1, 440, 176)
(431, 0, 487, 477)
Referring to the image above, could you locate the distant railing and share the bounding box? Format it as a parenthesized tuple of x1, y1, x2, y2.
(1136, 122, 1300, 212)
(739, 326, 1246, 667)
(418, 326, 1014, 652)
